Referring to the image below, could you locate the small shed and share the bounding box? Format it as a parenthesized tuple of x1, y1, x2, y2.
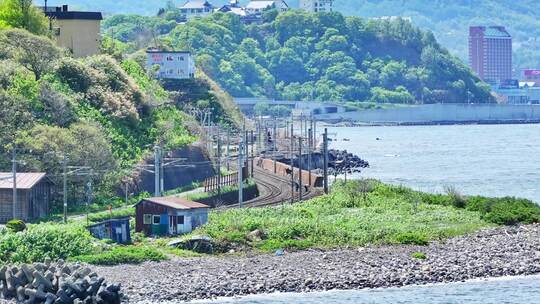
(87, 217, 131, 244)
(0, 173, 52, 223)
(135, 196, 209, 236)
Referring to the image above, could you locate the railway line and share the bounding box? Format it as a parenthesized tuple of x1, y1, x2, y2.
(224, 167, 321, 209)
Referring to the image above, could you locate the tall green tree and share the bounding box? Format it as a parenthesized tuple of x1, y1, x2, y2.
(0, 0, 48, 35)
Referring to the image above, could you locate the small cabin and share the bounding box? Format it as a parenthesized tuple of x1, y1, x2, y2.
(0, 173, 52, 223)
(87, 217, 131, 244)
(135, 196, 209, 236)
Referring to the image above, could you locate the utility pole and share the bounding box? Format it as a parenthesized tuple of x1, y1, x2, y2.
(226, 128, 230, 171)
(160, 149, 164, 194)
(217, 129, 221, 199)
(238, 139, 244, 207)
(323, 128, 329, 194)
(245, 130, 249, 178)
(154, 146, 161, 197)
(290, 123, 295, 204)
(308, 128, 312, 187)
(273, 120, 277, 173)
(62, 156, 68, 223)
(299, 137, 303, 201)
(12, 148, 17, 220)
(250, 130, 254, 177)
(86, 169, 93, 226)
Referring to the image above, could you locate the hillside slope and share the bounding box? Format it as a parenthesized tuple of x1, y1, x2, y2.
(56, 0, 540, 70)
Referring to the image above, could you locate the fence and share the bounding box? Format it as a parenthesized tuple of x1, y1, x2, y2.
(204, 172, 239, 192)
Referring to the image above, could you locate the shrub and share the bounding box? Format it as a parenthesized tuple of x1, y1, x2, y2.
(71, 245, 166, 265)
(0, 223, 94, 264)
(6, 219, 26, 232)
(466, 196, 540, 225)
(444, 185, 467, 208)
(88, 208, 135, 223)
(394, 232, 429, 246)
(411, 252, 427, 260)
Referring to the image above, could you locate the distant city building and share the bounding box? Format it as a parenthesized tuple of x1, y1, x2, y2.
(146, 50, 195, 80)
(245, 0, 289, 15)
(179, 0, 215, 20)
(299, 0, 333, 13)
(469, 26, 512, 84)
(521, 69, 540, 87)
(43, 5, 102, 58)
(372, 16, 412, 22)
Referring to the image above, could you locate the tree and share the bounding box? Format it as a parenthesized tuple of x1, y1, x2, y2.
(0, 29, 62, 80)
(0, 0, 48, 35)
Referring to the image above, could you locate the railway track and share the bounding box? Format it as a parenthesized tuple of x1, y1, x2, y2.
(224, 167, 321, 209)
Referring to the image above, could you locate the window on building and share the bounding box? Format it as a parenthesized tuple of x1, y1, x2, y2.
(153, 215, 161, 225)
(143, 214, 152, 225)
(178, 215, 185, 225)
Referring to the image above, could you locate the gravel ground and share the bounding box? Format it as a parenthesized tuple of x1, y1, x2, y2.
(96, 224, 540, 303)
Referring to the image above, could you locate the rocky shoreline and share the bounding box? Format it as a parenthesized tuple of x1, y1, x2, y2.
(96, 224, 540, 303)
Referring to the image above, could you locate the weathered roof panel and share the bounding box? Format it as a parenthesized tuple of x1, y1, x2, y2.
(0, 173, 47, 190)
(140, 196, 209, 210)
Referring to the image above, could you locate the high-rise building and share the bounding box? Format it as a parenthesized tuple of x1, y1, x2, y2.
(299, 0, 333, 13)
(469, 26, 512, 83)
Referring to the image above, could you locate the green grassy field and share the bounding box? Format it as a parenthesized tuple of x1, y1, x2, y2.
(193, 180, 540, 252)
(2, 180, 539, 266)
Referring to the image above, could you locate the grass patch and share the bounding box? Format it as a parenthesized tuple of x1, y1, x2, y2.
(411, 252, 427, 260)
(70, 245, 166, 265)
(190, 180, 493, 252)
(87, 208, 135, 223)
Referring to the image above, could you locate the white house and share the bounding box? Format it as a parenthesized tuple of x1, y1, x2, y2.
(179, 0, 215, 20)
(217, 0, 247, 17)
(299, 0, 334, 13)
(245, 0, 289, 15)
(146, 50, 195, 80)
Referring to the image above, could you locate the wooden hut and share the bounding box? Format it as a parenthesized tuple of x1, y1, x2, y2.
(135, 196, 209, 236)
(0, 173, 51, 223)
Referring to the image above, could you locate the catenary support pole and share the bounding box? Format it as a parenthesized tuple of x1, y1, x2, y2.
(308, 128, 312, 187)
(154, 146, 160, 197)
(12, 148, 17, 220)
(323, 128, 329, 194)
(63, 156, 68, 223)
(250, 130, 254, 177)
(238, 139, 243, 207)
(299, 137, 303, 201)
(290, 123, 295, 204)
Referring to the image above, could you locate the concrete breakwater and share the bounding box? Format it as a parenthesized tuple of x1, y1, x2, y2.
(96, 224, 540, 303)
(316, 104, 540, 124)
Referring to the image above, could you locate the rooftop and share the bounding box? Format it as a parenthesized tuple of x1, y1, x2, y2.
(42, 5, 102, 20)
(246, 1, 282, 9)
(140, 196, 209, 210)
(0, 173, 47, 190)
(180, 0, 214, 9)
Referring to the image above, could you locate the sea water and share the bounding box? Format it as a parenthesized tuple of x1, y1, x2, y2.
(327, 124, 540, 203)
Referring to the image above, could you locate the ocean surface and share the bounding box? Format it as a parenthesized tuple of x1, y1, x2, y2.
(198, 275, 540, 304)
(327, 124, 540, 203)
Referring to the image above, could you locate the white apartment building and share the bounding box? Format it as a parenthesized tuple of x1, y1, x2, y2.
(299, 0, 333, 13)
(146, 51, 195, 80)
(245, 0, 289, 15)
(179, 0, 215, 20)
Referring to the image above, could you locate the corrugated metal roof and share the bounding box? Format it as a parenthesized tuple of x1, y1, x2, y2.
(141, 196, 209, 210)
(0, 173, 47, 190)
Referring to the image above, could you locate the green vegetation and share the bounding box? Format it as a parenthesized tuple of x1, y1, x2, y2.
(0, 0, 48, 35)
(191, 180, 540, 252)
(70, 245, 166, 265)
(411, 252, 427, 260)
(103, 9, 492, 104)
(0, 26, 197, 207)
(194, 181, 492, 251)
(184, 179, 256, 202)
(6, 219, 26, 232)
(0, 222, 94, 264)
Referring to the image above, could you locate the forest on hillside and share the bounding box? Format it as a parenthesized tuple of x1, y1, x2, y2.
(104, 8, 493, 104)
(0, 1, 241, 206)
(53, 0, 540, 71)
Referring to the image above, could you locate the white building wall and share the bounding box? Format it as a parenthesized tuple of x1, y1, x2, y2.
(146, 52, 196, 80)
(299, 0, 333, 12)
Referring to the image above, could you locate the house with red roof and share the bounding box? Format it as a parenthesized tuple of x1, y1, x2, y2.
(0, 173, 52, 223)
(135, 196, 209, 236)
